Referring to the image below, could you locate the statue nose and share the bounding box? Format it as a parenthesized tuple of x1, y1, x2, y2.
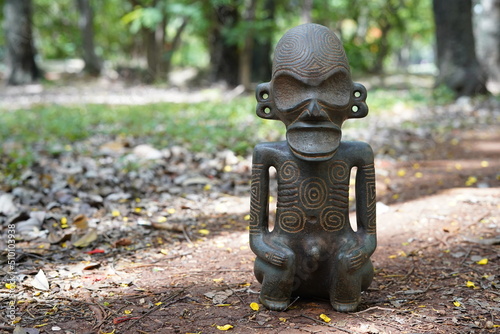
(309, 100, 322, 117)
(301, 100, 329, 121)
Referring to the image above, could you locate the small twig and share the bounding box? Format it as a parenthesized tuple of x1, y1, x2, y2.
(354, 306, 397, 314)
(182, 225, 193, 244)
(300, 314, 354, 334)
(395, 283, 432, 295)
(224, 282, 246, 305)
(403, 266, 415, 280)
(124, 287, 188, 330)
(459, 246, 473, 265)
(283, 296, 300, 311)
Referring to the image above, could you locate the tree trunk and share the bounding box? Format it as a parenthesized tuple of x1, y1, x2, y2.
(209, 4, 240, 87)
(76, 0, 102, 76)
(239, 0, 257, 90)
(433, 0, 488, 96)
(251, 0, 275, 83)
(164, 17, 188, 76)
(301, 0, 313, 24)
(371, 21, 391, 74)
(4, 0, 40, 85)
(475, 0, 500, 92)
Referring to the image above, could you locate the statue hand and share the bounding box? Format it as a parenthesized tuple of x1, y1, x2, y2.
(345, 247, 368, 273)
(265, 251, 288, 267)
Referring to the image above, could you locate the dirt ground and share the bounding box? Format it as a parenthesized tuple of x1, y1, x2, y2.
(0, 86, 499, 333)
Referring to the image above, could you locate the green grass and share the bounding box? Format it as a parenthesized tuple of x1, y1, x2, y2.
(0, 86, 444, 179)
(0, 96, 284, 176)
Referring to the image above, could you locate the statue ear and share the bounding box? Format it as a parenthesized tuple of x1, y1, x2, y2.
(349, 82, 369, 119)
(255, 83, 278, 120)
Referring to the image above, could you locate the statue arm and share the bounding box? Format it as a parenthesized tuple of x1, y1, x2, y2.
(354, 145, 377, 256)
(249, 148, 290, 268)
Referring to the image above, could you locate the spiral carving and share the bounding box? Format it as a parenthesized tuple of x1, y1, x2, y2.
(273, 24, 349, 79)
(278, 207, 306, 233)
(279, 160, 299, 183)
(329, 160, 349, 183)
(320, 207, 345, 232)
(300, 177, 327, 210)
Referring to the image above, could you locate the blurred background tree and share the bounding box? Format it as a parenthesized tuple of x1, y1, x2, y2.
(433, 0, 488, 96)
(474, 0, 500, 92)
(76, 0, 102, 75)
(3, 0, 40, 85)
(0, 0, 499, 96)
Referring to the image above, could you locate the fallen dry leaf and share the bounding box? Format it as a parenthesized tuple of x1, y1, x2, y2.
(32, 269, 50, 291)
(72, 228, 98, 248)
(72, 214, 88, 229)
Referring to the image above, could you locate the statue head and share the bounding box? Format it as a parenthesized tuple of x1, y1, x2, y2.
(256, 23, 368, 161)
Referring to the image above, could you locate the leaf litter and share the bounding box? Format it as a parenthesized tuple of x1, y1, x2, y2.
(0, 96, 499, 333)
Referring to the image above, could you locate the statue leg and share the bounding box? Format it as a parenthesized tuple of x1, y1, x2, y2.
(254, 254, 296, 311)
(329, 260, 374, 312)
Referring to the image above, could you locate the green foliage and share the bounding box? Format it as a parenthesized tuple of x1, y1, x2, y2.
(1, 0, 436, 79)
(0, 97, 282, 166)
(0, 84, 444, 180)
(33, 0, 80, 59)
(432, 84, 456, 105)
(312, 0, 433, 72)
(121, 6, 163, 32)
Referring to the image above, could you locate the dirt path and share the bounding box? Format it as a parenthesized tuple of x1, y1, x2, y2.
(0, 86, 499, 333)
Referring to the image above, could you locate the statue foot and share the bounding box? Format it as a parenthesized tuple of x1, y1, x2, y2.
(260, 295, 289, 311)
(331, 301, 359, 313)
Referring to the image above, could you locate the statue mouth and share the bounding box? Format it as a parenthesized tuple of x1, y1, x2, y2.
(286, 122, 341, 161)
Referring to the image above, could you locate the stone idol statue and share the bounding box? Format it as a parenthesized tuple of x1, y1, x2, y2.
(249, 23, 376, 312)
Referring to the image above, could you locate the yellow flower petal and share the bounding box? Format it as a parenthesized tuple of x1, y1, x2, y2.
(5, 283, 16, 289)
(476, 258, 488, 265)
(453, 301, 461, 307)
(465, 176, 477, 186)
(198, 229, 210, 235)
(250, 302, 260, 311)
(466, 281, 475, 288)
(319, 314, 331, 323)
(216, 324, 233, 330)
(124, 309, 132, 314)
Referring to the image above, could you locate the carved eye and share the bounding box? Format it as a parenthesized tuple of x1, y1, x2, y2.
(273, 75, 308, 111)
(317, 71, 351, 108)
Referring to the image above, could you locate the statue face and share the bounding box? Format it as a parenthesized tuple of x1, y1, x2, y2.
(272, 68, 352, 161)
(255, 23, 368, 162)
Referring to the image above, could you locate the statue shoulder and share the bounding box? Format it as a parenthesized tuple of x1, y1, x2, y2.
(254, 141, 288, 155)
(253, 141, 290, 164)
(339, 141, 374, 164)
